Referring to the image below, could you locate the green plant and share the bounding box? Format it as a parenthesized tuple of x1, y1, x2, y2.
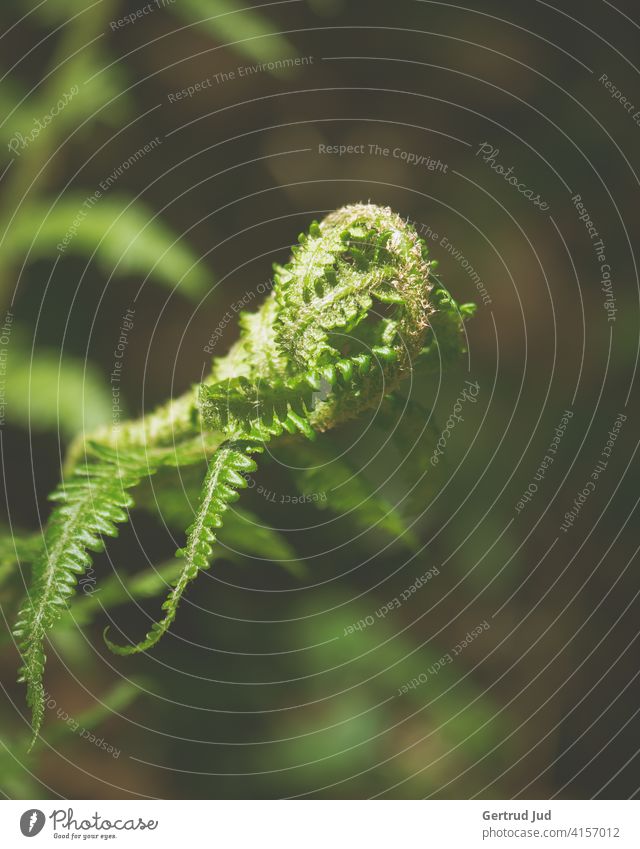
(10, 202, 474, 747)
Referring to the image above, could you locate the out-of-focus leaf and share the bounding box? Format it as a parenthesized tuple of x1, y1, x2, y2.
(0, 78, 28, 140)
(247, 588, 502, 794)
(217, 506, 307, 578)
(281, 438, 419, 551)
(12, 0, 115, 23)
(0, 531, 42, 586)
(23, 678, 140, 748)
(170, 0, 298, 66)
(0, 677, 139, 794)
(5, 196, 210, 300)
(0, 735, 43, 797)
(4, 339, 114, 439)
(375, 394, 444, 515)
(293, 591, 501, 762)
(52, 49, 132, 133)
(4, 1, 128, 141)
(65, 560, 184, 628)
(61, 678, 141, 734)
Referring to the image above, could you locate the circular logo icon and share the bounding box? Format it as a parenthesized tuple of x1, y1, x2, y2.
(20, 809, 45, 837)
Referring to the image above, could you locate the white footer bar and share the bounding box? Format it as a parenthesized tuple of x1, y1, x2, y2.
(0, 799, 638, 847)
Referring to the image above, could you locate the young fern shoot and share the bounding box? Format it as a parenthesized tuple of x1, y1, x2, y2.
(13, 203, 475, 746)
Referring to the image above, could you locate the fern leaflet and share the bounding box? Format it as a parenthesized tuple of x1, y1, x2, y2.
(104, 440, 260, 655)
(198, 376, 316, 439)
(13, 447, 157, 747)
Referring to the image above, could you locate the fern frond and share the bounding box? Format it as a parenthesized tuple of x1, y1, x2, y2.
(273, 208, 433, 375)
(14, 203, 475, 744)
(207, 351, 401, 439)
(104, 440, 260, 655)
(13, 448, 156, 748)
(135, 474, 306, 579)
(198, 376, 316, 439)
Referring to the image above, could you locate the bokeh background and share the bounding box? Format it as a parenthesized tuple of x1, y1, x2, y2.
(0, 0, 638, 799)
